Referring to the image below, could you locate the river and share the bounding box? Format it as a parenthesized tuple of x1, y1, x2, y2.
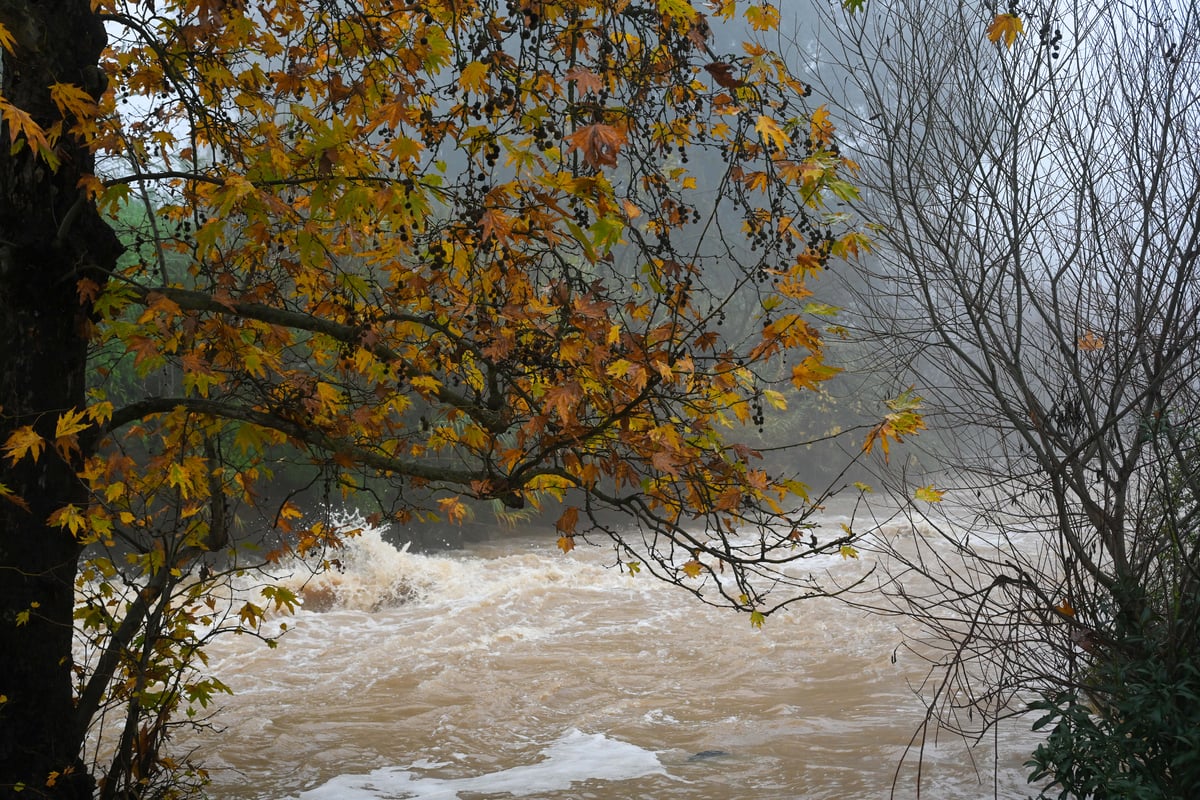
(181, 509, 1042, 799)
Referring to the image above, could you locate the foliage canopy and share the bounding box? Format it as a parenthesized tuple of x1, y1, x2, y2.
(0, 0, 895, 796)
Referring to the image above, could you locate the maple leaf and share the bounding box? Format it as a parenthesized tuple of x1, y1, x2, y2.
(1077, 330, 1105, 351)
(565, 66, 603, 95)
(914, 485, 944, 503)
(556, 535, 576, 554)
(49, 82, 98, 119)
(555, 505, 579, 535)
(543, 381, 581, 422)
(564, 123, 627, 169)
(703, 62, 744, 89)
(55, 408, 91, 440)
(681, 559, 703, 578)
(986, 13, 1025, 48)
(754, 114, 790, 152)
(479, 208, 514, 243)
(3, 426, 45, 465)
(0, 482, 30, 512)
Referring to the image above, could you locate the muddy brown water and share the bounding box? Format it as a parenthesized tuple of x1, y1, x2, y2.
(180, 513, 1042, 799)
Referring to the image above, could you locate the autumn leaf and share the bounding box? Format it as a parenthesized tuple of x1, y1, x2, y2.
(681, 558, 703, 578)
(556, 535, 576, 554)
(55, 407, 91, 440)
(459, 60, 490, 93)
(986, 13, 1025, 48)
(914, 485, 944, 503)
(555, 505, 579, 535)
(49, 82, 98, 119)
(745, 2, 780, 32)
(1077, 330, 1105, 351)
(754, 114, 790, 151)
(565, 66, 603, 95)
(703, 62, 744, 89)
(564, 123, 627, 169)
(438, 496, 469, 524)
(1056, 599, 1076, 617)
(3, 426, 45, 465)
(479, 208, 514, 243)
(0, 482, 30, 512)
(809, 104, 835, 146)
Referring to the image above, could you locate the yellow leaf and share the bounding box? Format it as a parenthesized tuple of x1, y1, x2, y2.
(557, 535, 576, 553)
(48, 504, 86, 536)
(745, 2, 780, 31)
(754, 114, 790, 152)
(809, 105, 834, 146)
(55, 408, 90, 440)
(681, 559, 703, 578)
(49, 83, 97, 119)
(459, 61, 489, 93)
(0, 482, 30, 512)
(3, 426, 45, 464)
(749, 610, 766, 628)
(839, 544, 858, 559)
(986, 13, 1024, 48)
(914, 485, 944, 503)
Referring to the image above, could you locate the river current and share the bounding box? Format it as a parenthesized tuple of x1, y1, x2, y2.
(180, 509, 1042, 799)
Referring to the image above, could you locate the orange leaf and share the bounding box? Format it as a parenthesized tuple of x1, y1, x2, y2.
(555, 505, 579, 535)
(565, 66, 603, 95)
(479, 208, 513, 243)
(556, 535, 576, 553)
(986, 13, 1024, 48)
(564, 123, 627, 169)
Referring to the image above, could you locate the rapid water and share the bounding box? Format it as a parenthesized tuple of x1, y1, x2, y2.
(182, 511, 1042, 799)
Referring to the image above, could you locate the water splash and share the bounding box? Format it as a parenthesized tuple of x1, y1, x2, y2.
(293, 729, 666, 799)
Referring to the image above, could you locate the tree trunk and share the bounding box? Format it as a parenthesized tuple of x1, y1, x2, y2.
(0, 1, 120, 797)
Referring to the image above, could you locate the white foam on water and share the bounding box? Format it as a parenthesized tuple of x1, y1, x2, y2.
(292, 728, 666, 800)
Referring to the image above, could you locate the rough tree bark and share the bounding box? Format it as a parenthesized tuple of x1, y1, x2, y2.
(0, 1, 120, 797)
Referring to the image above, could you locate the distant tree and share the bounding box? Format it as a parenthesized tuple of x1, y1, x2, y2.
(0, 0, 894, 796)
(809, 0, 1200, 794)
